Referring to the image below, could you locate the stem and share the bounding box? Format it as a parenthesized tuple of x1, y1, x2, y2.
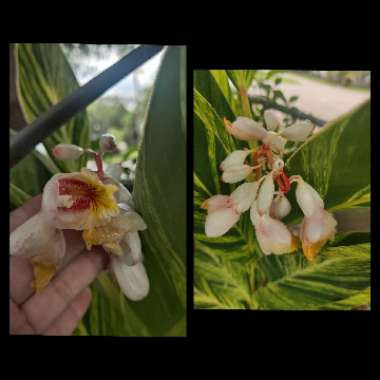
(94, 153, 105, 180)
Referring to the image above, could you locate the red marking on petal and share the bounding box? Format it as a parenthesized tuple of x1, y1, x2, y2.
(58, 178, 96, 211)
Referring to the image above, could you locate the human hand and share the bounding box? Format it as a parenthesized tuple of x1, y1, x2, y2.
(10, 195, 108, 335)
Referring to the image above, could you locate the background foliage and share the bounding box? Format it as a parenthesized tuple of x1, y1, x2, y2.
(10, 44, 186, 335)
(194, 70, 370, 310)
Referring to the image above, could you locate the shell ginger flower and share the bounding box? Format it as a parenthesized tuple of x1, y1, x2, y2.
(10, 136, 149, 301)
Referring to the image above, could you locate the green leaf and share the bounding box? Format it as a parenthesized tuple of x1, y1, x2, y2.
(226, 70, 256, 91)
(10, 183, 32, 210)
(252, 244, 370, 310)
(285, 99, 370, 223)
(289, 95, 299, 103)
(16, 43, 90, 172)
(193, 71, 371, 310)
(129, 46, 186, 336)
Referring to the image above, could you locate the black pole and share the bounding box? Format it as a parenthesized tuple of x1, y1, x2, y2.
(10, 44, 164, 167)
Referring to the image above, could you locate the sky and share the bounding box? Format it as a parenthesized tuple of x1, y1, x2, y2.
(72, 46, 164, 108)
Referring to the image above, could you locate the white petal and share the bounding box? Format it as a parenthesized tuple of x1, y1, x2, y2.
(103, 177, 134, 207)
(256, 174, 274, 214)
(10, 212, 66, 266)
(295, 179, 324, 217)
(220, 150, 251, 171)
(228, 117, 268, 141)
(115, 210, 147, 232)
(121, 232, 143, 266)
(230, 181, 259, 213)
(264, 110, 280, 131)
(270, 193, 292, 219)
(254, 213, 294, 255)
(111, 258, 149, 301)
(250, 201, 260, 226)
(202, 195, 231, 213)
(301, 208, 337, 244)
(280, 120, 314, 141)
(263, 132, 286, 154)
(205, 207, 240, 237)
(221, 164, 252, 183)
(105, 163, 123, 181)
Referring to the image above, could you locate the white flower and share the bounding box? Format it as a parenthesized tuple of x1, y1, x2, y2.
(294, 177, 324, 217)
(280, 120, 315, 141)
(230, 181, 259, 213)
(270, 193, 291, 219)
(53, 144, 84, 160)
(299, 207, 337, 261)
(256, 173, 274, 215)
(225, 117, 268, 141)
(221, 164, 253, 184)
(105, 163, 123, 181)
(262, 131, 286, 155)
(111, 259, 150, 301)
(250, 202, 298, 255)
(264, 110, 280, 131)
(202, 185, 259, 237)
(219, 149, 251, 171)
(205, 207, 240, 237)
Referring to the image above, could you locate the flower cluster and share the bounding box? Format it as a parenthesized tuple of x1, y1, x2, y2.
(10, 135, 149, 301)
(202, 110, 337, 261)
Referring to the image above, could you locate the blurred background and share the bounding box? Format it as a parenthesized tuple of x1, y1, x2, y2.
(10, 44, 164, 190)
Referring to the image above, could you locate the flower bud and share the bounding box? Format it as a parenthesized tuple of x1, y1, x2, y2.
(264, 110, 280, 131)
(300, 208, 337, 261)
(226, 117, 268, 141)
(280, 120, 314, 141)
(270, 193, 291, 219)
(295, 179, 324, 217)
(205, 207, 240, 237)
(53, 144, 84, 160)
(111, 259, 150, 301)
(220, 149, 251, 171)
(221, 164, 253, 184)
(230, 181, 259, 213)
(256, 173, 275, 215)
(263, 132, 286, 155)
(99, 134, 117, 152)
(250, 202, 298, 255)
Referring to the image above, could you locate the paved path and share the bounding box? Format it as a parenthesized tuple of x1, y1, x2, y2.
(257, 73, 370, 122)
(278, 73, 370, 121)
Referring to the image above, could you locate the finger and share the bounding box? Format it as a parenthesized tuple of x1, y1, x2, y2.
(10, 229, 86, 305)
(21, 247, 107, 334)
(10, 300, 34, 335)
(10, 195, 42, 232)
(43, 288, 92, 336)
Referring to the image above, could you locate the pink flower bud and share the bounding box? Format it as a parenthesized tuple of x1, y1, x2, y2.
(53, 144, 84, 160)
(300, 207, 337, 261)
(226, 117, 268, 141)
(295, 179, 324, 217)
(221, 164, 253, 184)
(256, 173, 275, 215)
(219, 149, 251, 171)
(250, 202, 298, 255)
(270, 193, 291, 219)
(99, 134, 117, 152)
